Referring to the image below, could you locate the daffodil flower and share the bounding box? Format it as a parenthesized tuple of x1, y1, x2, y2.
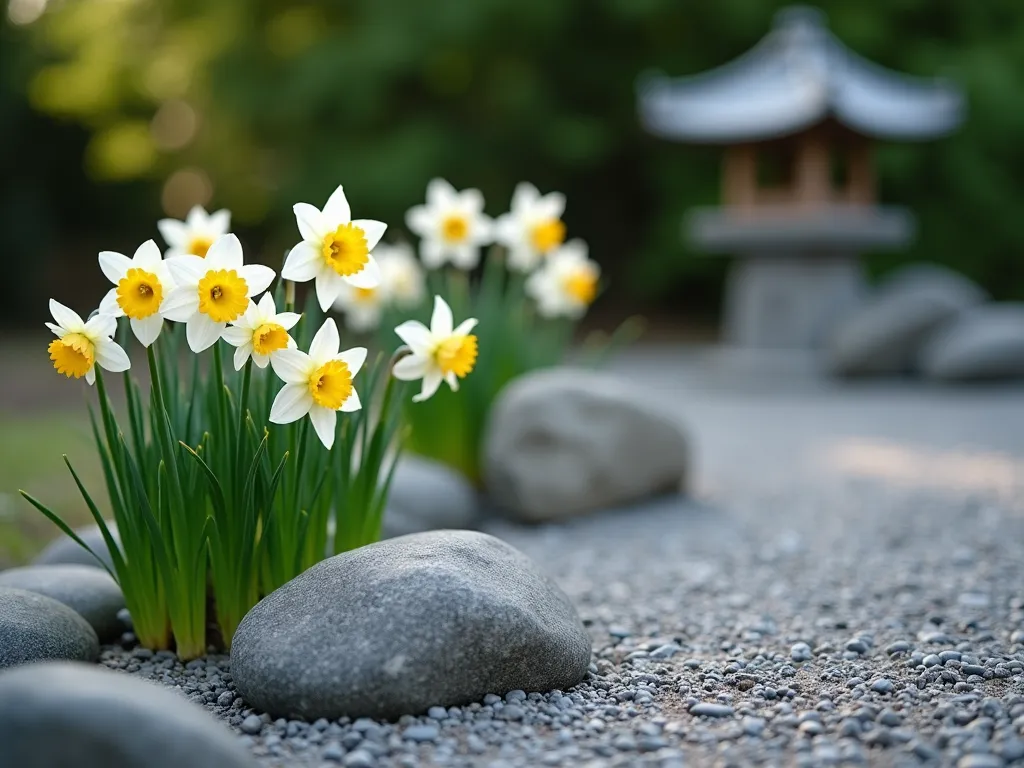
(282, 186, 386, 311)
(525, 239, 600, 319)
(221, 293, 301, 371)
(97, 239, 175, 347)
(269, 318, 366, 449)
(46, 300, 130, 385)
(494, 182, 567, 272)
(392, 296, 478, 402)
(157, 205, 231, 259)
(406, 179, 493, 270)
(377, 242, 426, 310)
(161, 234, 276, 353)
(333, 283, 384, 334)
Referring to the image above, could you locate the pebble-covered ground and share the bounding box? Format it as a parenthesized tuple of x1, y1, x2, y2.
(105, 349, 1024, 767)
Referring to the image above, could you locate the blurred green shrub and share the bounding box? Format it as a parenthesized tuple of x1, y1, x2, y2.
(3, 0, 1024, 326)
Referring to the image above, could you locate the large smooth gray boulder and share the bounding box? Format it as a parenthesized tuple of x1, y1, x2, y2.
(825, 263, 986, 376)
(230, 530, 591, 720)
(919, 303, 1024, 381)
(482, 368, 689, 522)
(34, 522, 119, 571)
(0, 565, 125, 642)
(0, 662, 258, 768)
(0, 587, 99, 669)
(382, 455, 479, 538)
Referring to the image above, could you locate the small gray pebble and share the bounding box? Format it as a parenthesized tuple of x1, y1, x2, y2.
(322, 742, 345, 762)
(403, 724, 439, 742)
(343, 750, 375, 768)
(689, 703, 734, 718)
(240, 714, 262, 735)
(871, 678, 894, 693)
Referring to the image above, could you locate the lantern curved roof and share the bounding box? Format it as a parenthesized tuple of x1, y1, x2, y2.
(638, 6, 965, 144)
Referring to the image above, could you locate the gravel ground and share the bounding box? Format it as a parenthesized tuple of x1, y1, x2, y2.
(105, 347, 1024, 767)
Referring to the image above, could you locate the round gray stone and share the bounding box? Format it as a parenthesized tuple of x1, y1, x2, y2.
(0, 661, 258, 767)
(825, 263, 986, 376)
(230, 530, 592, 720)
(382, 455, 479, 538)
(0, 587, 99, 669)
(482, 368, 689, 522)
(920, 303, 1024, 381)
(0, 565, 125, 642)
(33, 523, 119, 571)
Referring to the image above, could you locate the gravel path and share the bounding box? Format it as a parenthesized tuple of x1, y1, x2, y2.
(106, 347, 1024, 767)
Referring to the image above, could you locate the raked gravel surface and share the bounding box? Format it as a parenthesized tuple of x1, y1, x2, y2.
(105, 348, 1024, 767)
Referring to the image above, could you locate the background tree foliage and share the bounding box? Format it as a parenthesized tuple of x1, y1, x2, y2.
(3, 0, 1023, 326)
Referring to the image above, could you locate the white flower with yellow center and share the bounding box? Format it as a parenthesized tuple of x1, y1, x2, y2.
(282, 186, 386, 311)
(161, 234, 276, 353)
(377, 242, 426, 310)
(333, 284, 384, 334)
(525, 239, 601, 319)
(157, 205, 231, 259)
(96, 240, 175, 347)
(392, 296, 478, 402)
(269, 318, 366, 449)
(405, 179, 493, 270)
(46, 300, 130, 385)
(494, 182, 567, 272)
(221, 293, 301, 371)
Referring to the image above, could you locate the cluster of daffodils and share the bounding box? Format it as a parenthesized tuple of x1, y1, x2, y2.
(29, 186, 479, 659)
(45, 188, 479, 448)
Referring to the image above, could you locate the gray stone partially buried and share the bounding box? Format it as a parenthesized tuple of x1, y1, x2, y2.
(382, 455, 479, 538)
(0, 587, 98, 669)
(33, 522, 119, 571)
(825, 263, 986, 376)
(0, 564, 125, 642)
(482, 368, 689, 522)
(919, 303, 1024, 381)
(0, 662, 258, 768)
(230, 530, 592, 721)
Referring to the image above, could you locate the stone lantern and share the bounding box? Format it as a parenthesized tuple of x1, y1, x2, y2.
(638, 6, 964, 348)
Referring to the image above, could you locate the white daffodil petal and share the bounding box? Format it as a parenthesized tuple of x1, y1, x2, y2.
(540, 191, 566, 219)
(271, 348, 313, 384)
(453, 318, 478, 336)
(413, 368, 443, 402)
(451, 243, 479, 271)
(461, 188, 485, 213)
(208, 209, 231, 235)
(394, 321, 433, 355)
(134, 240, 163, 268)
(393, 321, 433, 355)
(276, 312, 302, 331)
(308, 318, 340, 362)
(270, 384, 313, 424)
(343, 256, 380, 290)
(405, 205, 434, 236)
(252, 352, 270, 368)
(157, 219, 188, 248)
(99, 288, 122, 317)
(512, 182, 540, 212)
(392, 354, 428, 381)
(232, 344, 250, 371)
(84, 312, 117, 339)
(221, 326, 252, 347)
(186, 313, 224, 353)
(256, 292, 276, 317)
(430, 295, 454, 337)
(420, 239, 445, 270)
(282, 241, 322, 282)
(352, 219, 387, 251)
(86, 368, 96, 386)
(95, 338, 131, 373)
(205, 234, 243, 270)
(185, 205, 206, 229)
(340, 388, 362, 413)
(426, 178, 456, 207)
(161, 286, 200, 321)
(336, 346, 367, 378)
(98, 251, 133, 284)
(308, 406, 337, 449)
(315, 271, 343, 311)
(446, 371, 460, 392)
(45, 322, 67, 338)
(294, 203, 328, 242)
(165, 255, 206, 286)
(322, 186, 352, 225)
(241, 264, 276, 297)
(49, 300, 83, 331)
(130, 315, 163, 348)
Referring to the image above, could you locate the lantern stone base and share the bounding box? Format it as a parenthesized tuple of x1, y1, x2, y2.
(687, 206, 914, 349)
